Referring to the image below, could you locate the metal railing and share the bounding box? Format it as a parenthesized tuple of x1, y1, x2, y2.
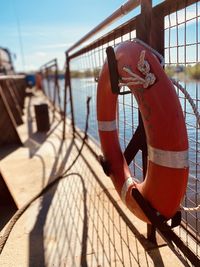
(41, 0, 200, 265)
(39, 59, 67, 133)
(40, 59, 64, 118)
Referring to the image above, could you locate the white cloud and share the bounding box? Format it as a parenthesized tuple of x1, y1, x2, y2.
(34, 51, 47, 57)
(3, 23, 95, 72)
(38, 42, 73, 49)
(24, 64, 37, 70)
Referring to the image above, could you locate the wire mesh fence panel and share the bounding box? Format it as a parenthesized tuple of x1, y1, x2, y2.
(164, 0, 200, 259)
(40, 60, 64, 115)
(67, 2, 200, 262)
(69, 28, 143, 176)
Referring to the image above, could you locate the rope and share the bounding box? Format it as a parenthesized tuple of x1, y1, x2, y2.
(119, 50, 156, 89)
(180, 205, 200, 212)
(0, 97, 91, 255)
(171, 78, 200, 128)
(171, 79, 200, 212)
(133, 38, 165, 67)
(138, 50, 150, 75)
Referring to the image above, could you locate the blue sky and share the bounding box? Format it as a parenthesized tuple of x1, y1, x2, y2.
(1, 0, 198, 72)
(0, 0, 140, 72)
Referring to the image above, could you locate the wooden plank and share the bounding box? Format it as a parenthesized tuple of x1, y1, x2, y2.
(9, 79, 24, 110)
(0, 171, 17, 207)
(0, 80, 23, 125)
(0, 170, 17, 231)
(6, 80, 23, 117)
(0, 85, 22, 146)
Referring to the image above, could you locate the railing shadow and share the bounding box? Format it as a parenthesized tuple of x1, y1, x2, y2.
(24, 94, 63, 158)
(28, 137, 75, 266)
(77, 142, 193, 267)
(27, 134, 175, 267)
(0, 144, 21, 160)
(75, 143, 166, 267)
(22, 87, 187, 266)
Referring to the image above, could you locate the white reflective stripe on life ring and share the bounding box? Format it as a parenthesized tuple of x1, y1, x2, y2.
(121, 177, 135, 204)
(98, 120, 117, 131)
(148, 145, 189, 169)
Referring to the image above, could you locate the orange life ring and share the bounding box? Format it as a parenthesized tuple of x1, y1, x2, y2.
(97, 40, 189, 223)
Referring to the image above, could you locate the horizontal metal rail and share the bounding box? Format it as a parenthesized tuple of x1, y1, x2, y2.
(68, 0, 199, 57)
(155, 0, 198, 16)
(40, 58, 57, 70)
(69, 16, 137, 60)
(66, 0, 141, 54)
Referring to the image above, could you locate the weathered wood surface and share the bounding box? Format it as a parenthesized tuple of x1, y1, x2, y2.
(0, 85, 22, 146)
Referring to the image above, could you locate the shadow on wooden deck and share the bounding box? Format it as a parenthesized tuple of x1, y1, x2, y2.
(27, 136, 168, 267)
(0, 91, 188, 267)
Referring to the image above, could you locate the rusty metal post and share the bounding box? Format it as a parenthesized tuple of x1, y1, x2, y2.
(136, 0, 157, 243)
(55, 59, 62, 112)
(46, 67, 51, 99)
(150, 4, 164, 57)
(53, 60, 57, 110)
(63, 53, 75, 140)
(62, 55, 68, 140)
(67, 55, 75, 138)
(51, 61, 56, 121)
(148, 2, 165, 242)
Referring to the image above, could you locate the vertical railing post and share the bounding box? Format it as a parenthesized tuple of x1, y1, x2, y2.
(55, 59, 62, 112)
(52, 60, 56, 119)
(148, 2, 164, 242)
(62, 55, 68, 140)
(53, 60, 56, 112)
(136, 0, 165, 242)
(136, 0, 157, 242)
(67, 54, 75, 138)
(150, 4, 164, 57)
(40, 69, 45, 94)
(46, 67, 51, 100)
(63, 53, 75, 140)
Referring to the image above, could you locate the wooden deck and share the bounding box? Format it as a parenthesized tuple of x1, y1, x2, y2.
(0, 89, 187, 266)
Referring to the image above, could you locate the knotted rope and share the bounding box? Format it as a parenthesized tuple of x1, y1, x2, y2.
(119, 50, 156, 89)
